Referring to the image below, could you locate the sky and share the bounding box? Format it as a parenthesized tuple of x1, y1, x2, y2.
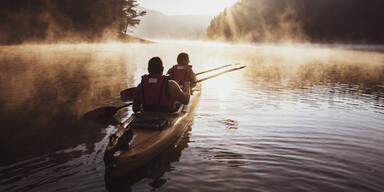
(137, 0, 239, 15)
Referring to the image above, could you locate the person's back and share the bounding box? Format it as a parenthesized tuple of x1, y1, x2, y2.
(133, 57, 190, 113)
(167, 52, 196, 87)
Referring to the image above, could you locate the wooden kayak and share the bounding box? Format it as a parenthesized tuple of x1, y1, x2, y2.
(104, 84, 201, 178)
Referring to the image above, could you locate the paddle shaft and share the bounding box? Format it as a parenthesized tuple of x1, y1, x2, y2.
(195, 66, 246, 83)
(196, 63, 239, 75)
(120, 65, 246, 101)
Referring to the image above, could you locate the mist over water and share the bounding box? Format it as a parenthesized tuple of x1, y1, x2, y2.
(0, 41, 384, 191)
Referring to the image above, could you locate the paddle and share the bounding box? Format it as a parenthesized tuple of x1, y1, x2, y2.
(120, 65, 246, 102)
(85, 65, 246, 123)
(195, 65, 246, 83)
(196, 63, 239, 75)
(83, 103, 133, 123)
(120, 88, 136, 102)
(120, 64, 240, 101)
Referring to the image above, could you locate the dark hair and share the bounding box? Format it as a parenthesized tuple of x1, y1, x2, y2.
(148, 57, 163, 75)
(177, 52, 189, 64)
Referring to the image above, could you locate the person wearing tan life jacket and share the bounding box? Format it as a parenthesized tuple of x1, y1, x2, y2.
(167, 52, 197, 88)
(133, 57, 191, 113)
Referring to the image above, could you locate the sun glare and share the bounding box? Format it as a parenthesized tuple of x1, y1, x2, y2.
(203, 71, 239, 101)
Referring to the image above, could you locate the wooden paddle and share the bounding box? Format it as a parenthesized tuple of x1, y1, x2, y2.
(120, 65, 246, 102)
(120, 88, 136, 102)
(85, 65, 246, 123)
(196, 63, 239, 75)
(83, 103, 133, 123)
(195, 65, 246, 83)
(119, 63, 239, 101)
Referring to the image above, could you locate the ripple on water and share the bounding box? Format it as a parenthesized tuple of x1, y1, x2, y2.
(218, 119, 239, 129)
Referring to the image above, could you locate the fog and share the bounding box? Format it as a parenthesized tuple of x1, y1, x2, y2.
(0, 44, 135, 161)
(0, 40, 383, 173)
(130, 9, 212, 40)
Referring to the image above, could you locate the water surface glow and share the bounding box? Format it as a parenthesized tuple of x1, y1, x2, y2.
(0, 42, 383, 192)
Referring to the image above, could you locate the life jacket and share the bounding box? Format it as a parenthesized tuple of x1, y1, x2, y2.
(140, 75, 177, 112)
(170, 65, 192, 85)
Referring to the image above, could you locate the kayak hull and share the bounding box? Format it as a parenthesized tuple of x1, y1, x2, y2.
(105, 85, 201, 178)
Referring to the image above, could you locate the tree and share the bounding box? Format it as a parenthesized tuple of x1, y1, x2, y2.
(119, 0, 146, 36)
(0, 0, 147, 43)
(207, 0, 384, 44)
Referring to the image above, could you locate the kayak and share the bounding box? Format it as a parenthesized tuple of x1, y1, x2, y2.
(102, 65, 245, 179)
(104, 84, 201, 178)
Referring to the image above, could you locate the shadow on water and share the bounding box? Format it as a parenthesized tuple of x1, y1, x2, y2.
(104, 124, 193, 192)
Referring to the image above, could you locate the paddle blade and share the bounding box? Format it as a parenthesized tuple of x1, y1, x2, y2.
(120, 88, 136, 102)
(83, 106, 120, 122)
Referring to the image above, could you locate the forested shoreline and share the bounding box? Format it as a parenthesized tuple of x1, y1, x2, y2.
(207, 0, 384, 44)
(0, 0, 145, 44)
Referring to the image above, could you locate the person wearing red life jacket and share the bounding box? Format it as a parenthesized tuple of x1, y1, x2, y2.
(167, 52, 196, 88)
(133, 57, 190, 113)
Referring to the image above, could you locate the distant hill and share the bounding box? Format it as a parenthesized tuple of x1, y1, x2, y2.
(207, 0, 384, 44)
(129, 9, 213, 40)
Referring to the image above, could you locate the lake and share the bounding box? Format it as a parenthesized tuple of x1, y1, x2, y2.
(0, 41, 383, 192)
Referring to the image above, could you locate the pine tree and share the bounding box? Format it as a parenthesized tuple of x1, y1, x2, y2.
(120, 0, 146, 35)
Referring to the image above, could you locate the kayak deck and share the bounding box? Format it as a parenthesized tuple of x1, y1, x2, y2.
(105, 85, 201, 178)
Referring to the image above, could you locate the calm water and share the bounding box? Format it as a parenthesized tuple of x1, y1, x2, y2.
(0, 42, 384, 192)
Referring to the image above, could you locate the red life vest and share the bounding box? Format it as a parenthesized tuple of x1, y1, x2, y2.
(140, 75, 177, 112)
(170, 65, 192, 85)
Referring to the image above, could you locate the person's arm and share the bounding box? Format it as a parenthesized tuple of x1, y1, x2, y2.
(168, 80, 190, 104)
(188, 69, 197, 88)
(132, 84, 142, 113)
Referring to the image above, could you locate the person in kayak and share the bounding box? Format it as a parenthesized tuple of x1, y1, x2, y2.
(133, 57, 191, 113)
(167, 52, 197, 88)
